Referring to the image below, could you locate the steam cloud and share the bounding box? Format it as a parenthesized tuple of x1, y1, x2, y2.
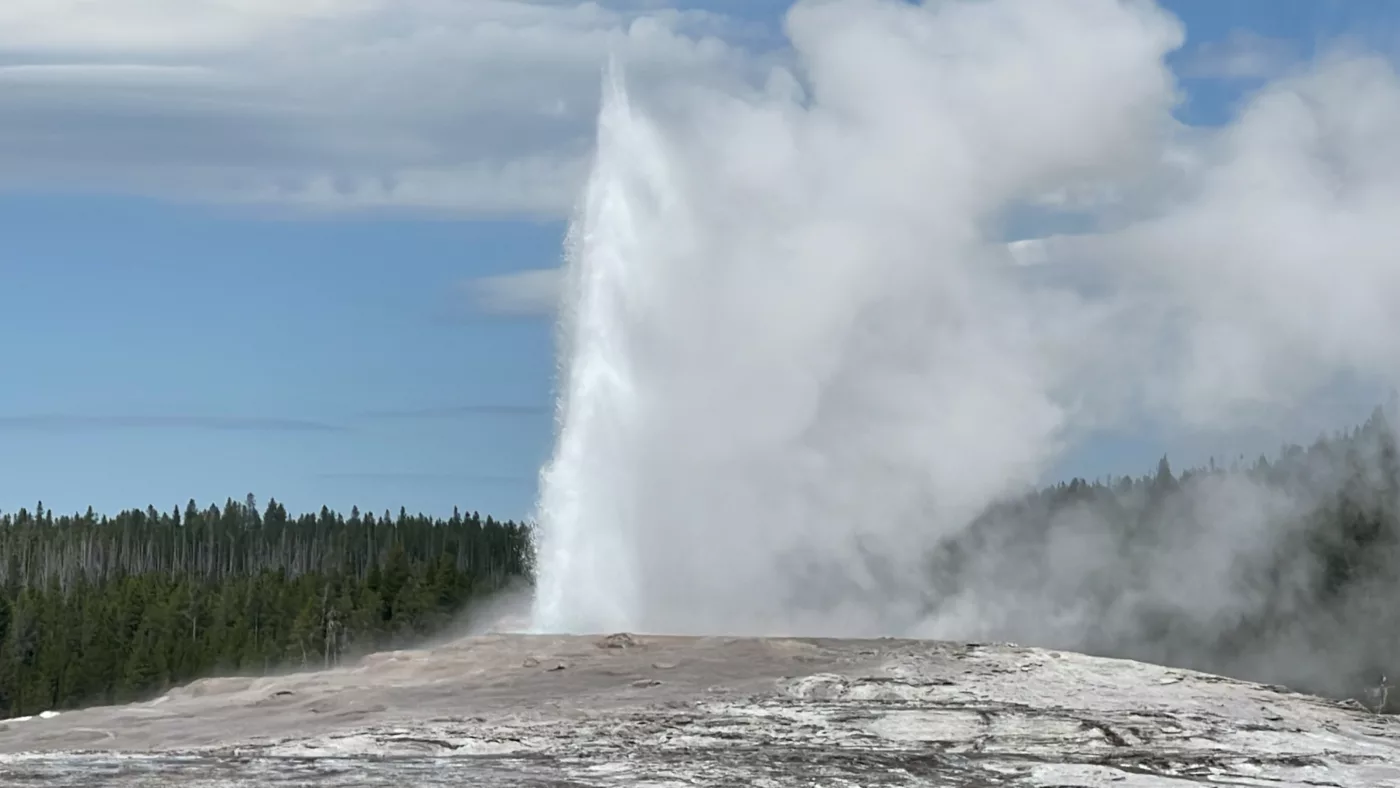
(529, 0, 1400, 683)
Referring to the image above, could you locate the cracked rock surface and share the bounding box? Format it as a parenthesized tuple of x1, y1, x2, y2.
(1, 633, 1398, 786)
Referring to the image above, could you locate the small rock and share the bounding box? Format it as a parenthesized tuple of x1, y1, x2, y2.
(632, 679, 663, 688)
(652, 662, 677, 670)
(522, 657, 540, 668)
(547, 662, 568, 672)
(597, 633, 640, 649)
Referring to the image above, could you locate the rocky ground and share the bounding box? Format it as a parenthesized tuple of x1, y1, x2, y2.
(1, 632, 1397, 786)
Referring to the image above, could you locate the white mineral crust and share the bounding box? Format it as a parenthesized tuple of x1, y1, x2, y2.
(2, 634, 1397, 786)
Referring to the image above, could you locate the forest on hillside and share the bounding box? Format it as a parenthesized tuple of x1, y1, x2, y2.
(4, 408, 1400, 718)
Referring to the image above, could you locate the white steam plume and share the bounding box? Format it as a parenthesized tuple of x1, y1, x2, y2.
(529, 0, 1400, 649)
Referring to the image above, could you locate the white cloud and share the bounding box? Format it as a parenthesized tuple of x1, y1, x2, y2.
(0, 2, 1326, 219)
(0, 0, 755, 215)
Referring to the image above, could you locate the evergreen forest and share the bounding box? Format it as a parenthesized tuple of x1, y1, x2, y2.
(4, 408, 1400, 717)
(0, 499, 529, 718)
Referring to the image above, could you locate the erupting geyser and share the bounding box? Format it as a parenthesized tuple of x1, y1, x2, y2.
(530, 64, 651, 635)
(530, 0, 1400, 642)
(528, 0, 1182, 637)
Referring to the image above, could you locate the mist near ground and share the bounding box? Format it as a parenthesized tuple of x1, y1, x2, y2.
(440, 580, 536, 642)
(528, 0, 1400, 705)
(918, 409, 1400, 706)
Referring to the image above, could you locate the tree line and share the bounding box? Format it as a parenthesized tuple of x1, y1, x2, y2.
(0, 500, 530, 718)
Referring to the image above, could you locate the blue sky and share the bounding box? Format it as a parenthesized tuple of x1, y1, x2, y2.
(0, 193, 558, 519)
(2, 0, 1398, 521)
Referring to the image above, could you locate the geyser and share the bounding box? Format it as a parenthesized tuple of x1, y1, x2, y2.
(530, 0, 1400, 642)
(530, 0, 1181, 636)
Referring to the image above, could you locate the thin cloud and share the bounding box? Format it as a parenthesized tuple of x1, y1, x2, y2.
(460, 267, 565, 316)
(356, 404, 550, 420)
(0, 0, 755, 216)
(0, 63, 224, 86)
(1179, 29, 1299, 80)
(0, 414, 344, 432)
(316, 471, 536, 484)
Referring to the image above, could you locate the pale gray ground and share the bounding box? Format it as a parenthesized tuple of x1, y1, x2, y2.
(2, 633, 1398, 786)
